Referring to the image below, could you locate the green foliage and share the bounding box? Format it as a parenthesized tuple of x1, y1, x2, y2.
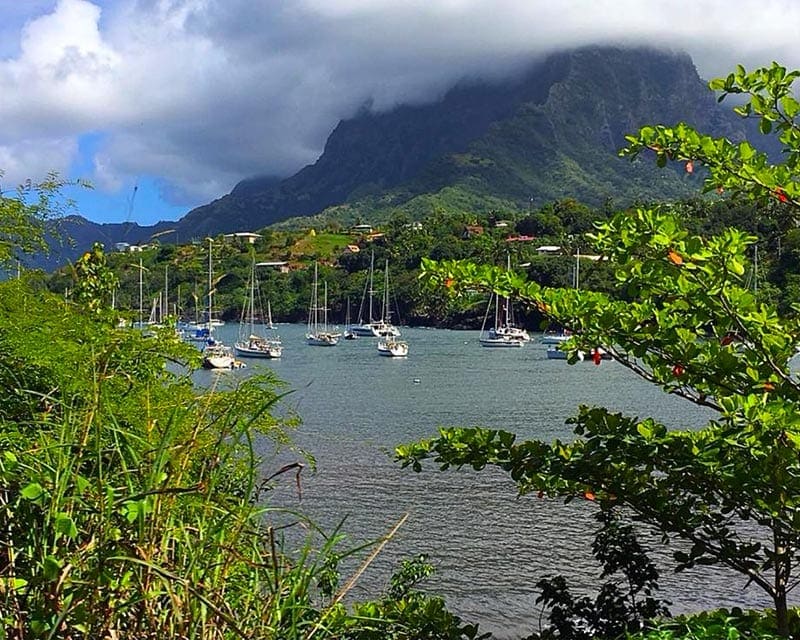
(70, 242, 119, 318)
(628, 607, 800, 639)
(0, 172, 88, 270)
(338, 555, 492, 640)
(2, 178, 487, 638)
(623, 62, 800, 210)
(398, 61, 800, 638)
(525, 510, 669, 640)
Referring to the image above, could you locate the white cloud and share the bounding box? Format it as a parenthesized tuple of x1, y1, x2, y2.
(2, 0, 800, 217)
(0, 137, 77, 190)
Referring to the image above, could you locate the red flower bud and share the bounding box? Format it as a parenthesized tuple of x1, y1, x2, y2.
(672, 364, 685, 377)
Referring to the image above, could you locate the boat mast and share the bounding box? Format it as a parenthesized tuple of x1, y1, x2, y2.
(308, 262, 319, 333)
(163, 265, 169, 322)
(138, 257, 144, 327)
(323, 280, 329, 331)
(504, 254, 512, 327)
(382, 260, 390, 323)
(249, 254, 256, 334)
(207, 238, 213, 331)
(368, 251, 375, 323)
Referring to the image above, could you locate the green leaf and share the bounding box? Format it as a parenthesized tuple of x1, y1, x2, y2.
(42, 555, 61, 581)
(729, 259, 745, 276)
(21, 482, 45, 502)
(55, 513, 79, 540)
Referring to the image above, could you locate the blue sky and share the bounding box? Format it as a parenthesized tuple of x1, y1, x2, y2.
(3, 0, 800, 227)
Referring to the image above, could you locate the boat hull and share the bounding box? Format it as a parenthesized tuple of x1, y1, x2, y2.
(480, 336, 524, 348)
(377, 339, 408, 357)
(306, 333, 339, 346)
(234, 340, 282, 358)
(541, 334, 571, 345)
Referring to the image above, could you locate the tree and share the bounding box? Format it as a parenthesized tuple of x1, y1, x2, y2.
(0, 172, 87, 270)
(397, 62, 800, 638)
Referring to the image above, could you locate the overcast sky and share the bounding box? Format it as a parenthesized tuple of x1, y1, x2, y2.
(1, 0, 799, 225)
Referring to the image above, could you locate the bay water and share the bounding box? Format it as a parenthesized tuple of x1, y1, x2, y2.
(195, 324, 773, 639)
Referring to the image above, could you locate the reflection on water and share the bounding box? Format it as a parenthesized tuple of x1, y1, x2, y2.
(194, 324, 773, 639)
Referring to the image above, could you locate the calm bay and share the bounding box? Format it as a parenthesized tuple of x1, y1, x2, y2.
(194, 324, 774, 639)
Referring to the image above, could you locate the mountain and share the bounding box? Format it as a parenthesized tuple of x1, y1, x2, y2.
(25, 216, 176, 271)
(33, 45, 768, 269)
(173, 45, 761, 238)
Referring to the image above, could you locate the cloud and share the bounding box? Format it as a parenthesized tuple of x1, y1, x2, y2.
(2, 0, 800, 217)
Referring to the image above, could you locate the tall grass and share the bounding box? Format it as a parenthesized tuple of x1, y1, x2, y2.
(0, 279, 487, 639)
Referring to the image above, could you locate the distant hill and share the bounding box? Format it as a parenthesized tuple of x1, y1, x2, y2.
(173, 45, 765, 238)
(26, 216, 176, 271)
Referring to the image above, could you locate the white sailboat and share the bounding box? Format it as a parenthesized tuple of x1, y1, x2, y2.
(306, 263, 340, 346)
(352, 251, 379, 336)
(479, 292, 525, 347)
(545, 250, 609, 362)
(201, 238, 239, 369)
(235, 254, 282, 359)
(343, 296, 357, 340)
(373, 259, 401, 337)
(479, 256, 527, 347)
(377, 337, 409, 357)
(486, 256, 530, 343)
(352, 253, 401, 337)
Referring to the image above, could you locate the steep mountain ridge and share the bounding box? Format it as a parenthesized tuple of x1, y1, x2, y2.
(34, 45, 769, 269)
(174, 45, 753, 238)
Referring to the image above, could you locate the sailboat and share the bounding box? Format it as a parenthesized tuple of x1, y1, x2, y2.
(234, 254, 282, 359)
(306, 263, 340, 346)
(352, 253, 401, 337)
(200, 238, 239, 369)
(352, 252, 379, 336)
(479, 292, 525, 347)
(546, 250, 610, 361)
(373, 259, 401, 337)
(343, 296, 357, 340)
(486, 255, 530, 343)
(479, 256, 527, 347)
(377, 337, 409, 357)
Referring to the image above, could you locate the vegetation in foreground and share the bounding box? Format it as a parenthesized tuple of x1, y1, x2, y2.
(0, 191, 487, 637)
(398, 62, 800, 638)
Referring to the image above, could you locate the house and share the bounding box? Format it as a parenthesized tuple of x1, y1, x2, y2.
(223, 232, 262, 245)
(536, 245, 562, 255)
(505, 235, 535, 243)
(256, 261, 291, 273)
(343, 244, 361, 254)
(350, 224, 374, 234)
